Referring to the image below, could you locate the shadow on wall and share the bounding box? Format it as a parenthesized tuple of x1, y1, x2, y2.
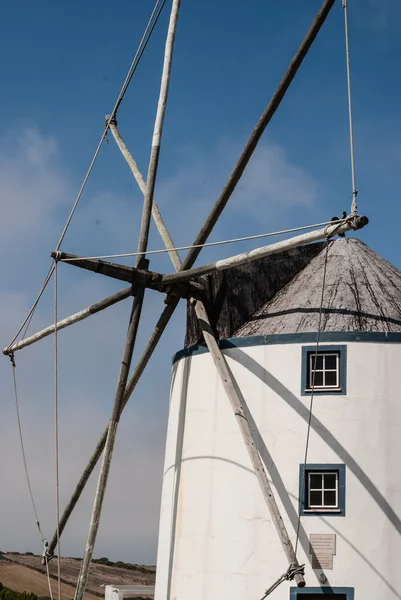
(229, 348, 401, 534)
(231, 347, 401, 598)
(161, 350, 401, 599)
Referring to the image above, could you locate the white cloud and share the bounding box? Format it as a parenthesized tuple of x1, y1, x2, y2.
(0, 127, 69, 245)
(154, 139, 320, 257)
(234, 142, 318, 211)
(0, 125, 320, 564)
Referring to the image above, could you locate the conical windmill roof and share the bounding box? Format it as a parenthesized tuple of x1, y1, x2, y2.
(235, 238, 401, 337)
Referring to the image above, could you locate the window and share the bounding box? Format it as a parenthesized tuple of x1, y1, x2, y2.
(308, 352, 339, 389)
(301, 345, 347, 395)
(289, 589, 354, 599)
(299, 464, 346, 516)
(308, 471, 338, 510)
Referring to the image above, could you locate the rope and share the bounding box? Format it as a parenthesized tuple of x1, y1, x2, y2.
(55, 0, 166, 253)
(54, 260, 61, 600)
(59, 218, 346, 263)
(342, 0, 358, 214)
(11, 356, 45, 539)
(44, 555, 55, 600)
(5, 0, 166, 351)
(260, 563, 305, 599)
(6, 265, 55, 351)
(294, 240, 331, 557)
(11, 355, 55, 600)
(113, 0, 166, 116)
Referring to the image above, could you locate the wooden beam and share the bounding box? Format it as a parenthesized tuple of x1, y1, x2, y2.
(3, 287, 132, 355)
(194, 300, 305, 586)
(47, 296, 180, 559)
(53, 213, 368, 298)
(108, 119, 182, 272)
(179, 0, 337, 271)
(74, 1, 182, 598)
(162, 215, 369, 285)
(52, 252, 204, 299)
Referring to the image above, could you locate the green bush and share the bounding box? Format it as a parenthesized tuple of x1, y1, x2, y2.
(0, 589, 38, 600)
(93, 557, 109, 565)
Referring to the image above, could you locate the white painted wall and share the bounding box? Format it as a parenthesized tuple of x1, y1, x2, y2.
(154, 341, 401, 600)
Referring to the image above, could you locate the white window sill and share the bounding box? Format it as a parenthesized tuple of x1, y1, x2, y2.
(304, 388, 342, 393)
(303, 508, 341, 513)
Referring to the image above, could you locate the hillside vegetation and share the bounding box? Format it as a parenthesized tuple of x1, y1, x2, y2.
(0, 552, 155, 600)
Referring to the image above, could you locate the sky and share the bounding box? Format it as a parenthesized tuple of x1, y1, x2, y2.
(0, 0, 400, 567)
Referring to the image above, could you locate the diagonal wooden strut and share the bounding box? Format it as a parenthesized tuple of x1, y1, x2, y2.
(56, 213, 368, 293)
(3, 287, 132, 355)
(110, 119, 306, 579)
(108, 118, 182, 272)
(194, 300, 305, 587)
(74, 1, 182, 598)
(102, 131, 307, 580)
(46, 0, 336, 559)
(161, 214, 369, 284)
(179, 0, 336, 272)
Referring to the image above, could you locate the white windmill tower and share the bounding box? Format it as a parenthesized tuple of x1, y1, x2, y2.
(154, 238, 401, 600)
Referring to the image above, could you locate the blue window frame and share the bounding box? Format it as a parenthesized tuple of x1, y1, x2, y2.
(301, 345, 347, 396)
(299, 464, 346, 516)
(290, 587, 354, 599)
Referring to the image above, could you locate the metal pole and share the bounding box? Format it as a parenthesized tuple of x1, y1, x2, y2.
(3, 288, 132, 355)
(161, 215, 369, 285)
(47, 0, 336, 552)
(74, 2, 181, 598)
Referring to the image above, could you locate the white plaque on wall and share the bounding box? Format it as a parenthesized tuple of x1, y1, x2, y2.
(309, 534, 336, 570)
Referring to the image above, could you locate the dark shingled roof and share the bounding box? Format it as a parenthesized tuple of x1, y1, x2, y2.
(185, 238, 401, 347)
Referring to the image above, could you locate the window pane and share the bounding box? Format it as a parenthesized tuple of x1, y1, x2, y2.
(325, 354, 338, 370)
(324, 473, 337, 488)
(325, 370, 338, 387)
(311, 371, 324, 387)
(324, 490, 337, 506)
(309, 491, 323, 506)
(310, 354, 323, 370)
(309, 473, 322, 489)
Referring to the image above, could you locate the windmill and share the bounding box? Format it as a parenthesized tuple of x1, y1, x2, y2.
(6, 1, 391, 599)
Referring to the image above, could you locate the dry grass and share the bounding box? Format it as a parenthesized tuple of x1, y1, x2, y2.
(0, 554, 155, 599)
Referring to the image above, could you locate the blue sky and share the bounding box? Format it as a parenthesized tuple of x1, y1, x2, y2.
(0, 0, 400, 565)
